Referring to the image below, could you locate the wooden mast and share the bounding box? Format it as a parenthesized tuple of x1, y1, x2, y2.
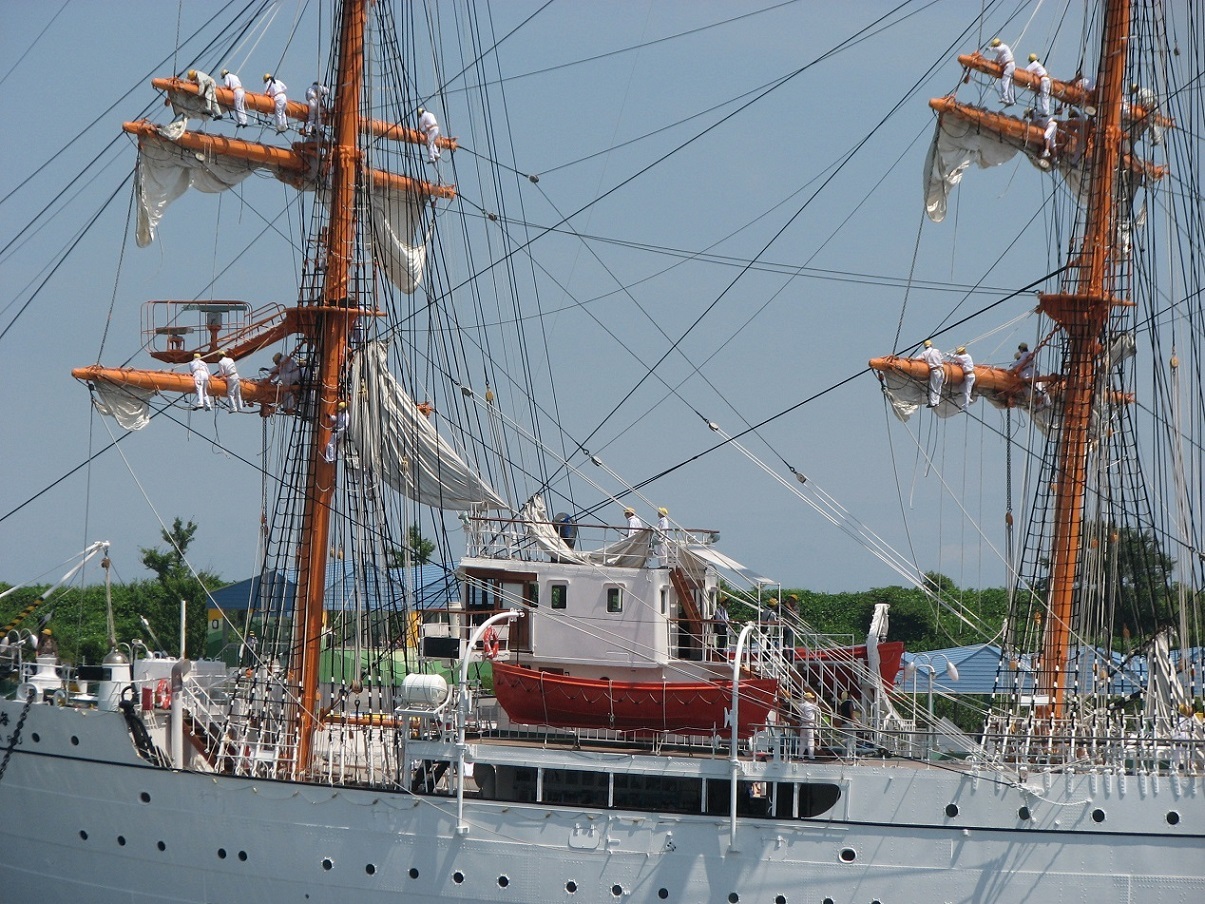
(1035, 0, 1131, 720)
(290, 0, 366, 775)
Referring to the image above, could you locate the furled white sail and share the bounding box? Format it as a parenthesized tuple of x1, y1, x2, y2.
(348, 342, 506, 510)
(135, 135, 261, 246)
(91, 382, 156, 431)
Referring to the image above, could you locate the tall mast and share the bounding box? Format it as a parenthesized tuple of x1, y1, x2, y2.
(291, 0, 367, 774)
(1035, 0, 1131, 719)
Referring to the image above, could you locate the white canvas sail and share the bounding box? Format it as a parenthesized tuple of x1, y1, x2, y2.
(347, 342, 506, 510)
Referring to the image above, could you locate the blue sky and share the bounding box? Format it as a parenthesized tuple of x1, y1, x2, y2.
(0, 2, 1116, 596)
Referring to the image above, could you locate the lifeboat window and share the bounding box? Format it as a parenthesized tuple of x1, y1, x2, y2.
(551, 584, 568, 610)
(607, 587, 624, 613)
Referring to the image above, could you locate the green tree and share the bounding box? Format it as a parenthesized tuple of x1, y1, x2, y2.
(389, 524, 436, 567)
(139, 518, 221, 658)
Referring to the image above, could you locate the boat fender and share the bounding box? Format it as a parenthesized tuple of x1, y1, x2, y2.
(154, 678, 172, 709)
(482, 627, 500, 660)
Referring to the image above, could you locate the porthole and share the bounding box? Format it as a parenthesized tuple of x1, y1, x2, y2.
(1167, 811, 1181, 826)
(1091, 808, 1106, 823)
(117, 835, 126, 846)
(657, 890, 668, 900)
(1018, 806, 1031, 821)
(238, 850, 248, 861)
(839, 847, 856, 863)
(776, 897, 788, 904)
(453, 871, 465, 885)
(365, 863, 376, 875)
(409, 868, 419, 879)
(79, 830, 88, 841)
(498, 875, 510, 888)
(823, 898, 835, 904)
(612, 885, 624, 897)
(322, 858, 333, 871)
(566, 880, 578, 894)
(70, 735, 79, 746)
(728, 894, 739, 903)
(31, 733, 40, 743)
(945, 803, 959, 817)
(218, 848, 227, 859)
(140, 792, 151, 803)
(157, 841, 166, 852)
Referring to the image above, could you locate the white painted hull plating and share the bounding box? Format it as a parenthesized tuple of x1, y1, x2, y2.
(2, 701, 1203, 903)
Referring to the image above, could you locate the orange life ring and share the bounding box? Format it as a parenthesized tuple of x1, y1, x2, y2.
(482, 627, 500, 660)
(154, 678, 172, 709)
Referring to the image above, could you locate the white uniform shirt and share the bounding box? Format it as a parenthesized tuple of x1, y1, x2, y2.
(993, 42, 1014, 66)
(418, 109, 438, 135)
(919, 346, 944, 370)
(799, 699, 820, 728)
(190, 358, 211, 381)
(1025, 60, 1048, 80)
(218, 355, 239, 381)
(626, 513, 645, 536)
(265, 78, 287, 100)
(223, 72, 243, 92)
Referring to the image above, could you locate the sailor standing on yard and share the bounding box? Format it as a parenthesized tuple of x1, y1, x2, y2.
(188, 69, 222, 118)
(1026, 54, 1052, 117)
(190, 353, 212, 410)
(990, 38, 1016, 106)
(418, 107, 441, 163)
(264, 74, 288, 133)
(325, 401, 350, 462)
(221, 69, 247, 127)
(217, 350, 243, 412)
(948, 346, 975, 410)
(918, 339, 945, 408)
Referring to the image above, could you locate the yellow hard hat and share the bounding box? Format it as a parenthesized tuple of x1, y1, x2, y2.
(923, 339, 932, 348)
(221, 68, 230, 77)
(1028, 53, 1038, 62)
(264, 73, 273, 82)
(193, 352, 202, 358)
(338, 401, 348, 409)
(956, 346, 967, 354)
(1180, 703, 1193, 716)
(657, 507, 668, 516)
(990, 37, 1002, 47)
(273, 352, 282, 362)
(188, 69, 197, 79)
(417, 107, 425, 115)
(623, 506, 635, 515)
(804, 690, 816, 700)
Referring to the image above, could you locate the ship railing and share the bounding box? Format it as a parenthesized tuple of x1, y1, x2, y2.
(977, 712, 1205, 775)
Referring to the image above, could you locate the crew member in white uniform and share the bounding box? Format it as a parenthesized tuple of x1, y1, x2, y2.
(624, 506, 644, 537)
(217, 350, 243, 412)
(269, 352, 301, 413)
(324, 401, 349, 462)
(990, 38, 1016, 106)
(190, 353, 212, 410)
(655, 506, 671, 566)
(264, 74, 288, 133)
(948, 346, 975, 410)
(188, 69, 222, 118)
(417, 107, 441, 163)
(305, 81, 329, 136)
(1026, 54, 1052, 117)
(918, 339, 945, 408)
(221, 69, 247, 127)
(799, 691, 821, 760)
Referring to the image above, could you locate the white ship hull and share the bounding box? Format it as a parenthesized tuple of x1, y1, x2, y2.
(3, 699, 1202, 904)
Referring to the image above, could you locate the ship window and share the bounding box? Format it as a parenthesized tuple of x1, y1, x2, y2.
(551, 584, 567, 610)
(607, 587, 623, 613)
(1167, 811, 1181, 825)
(526, 582, 539, 607)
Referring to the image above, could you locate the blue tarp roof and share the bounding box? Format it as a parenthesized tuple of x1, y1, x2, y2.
(208, 562, 458, 613)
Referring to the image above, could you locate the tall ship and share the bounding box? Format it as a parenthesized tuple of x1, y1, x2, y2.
(2, 1, 1204, 901)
